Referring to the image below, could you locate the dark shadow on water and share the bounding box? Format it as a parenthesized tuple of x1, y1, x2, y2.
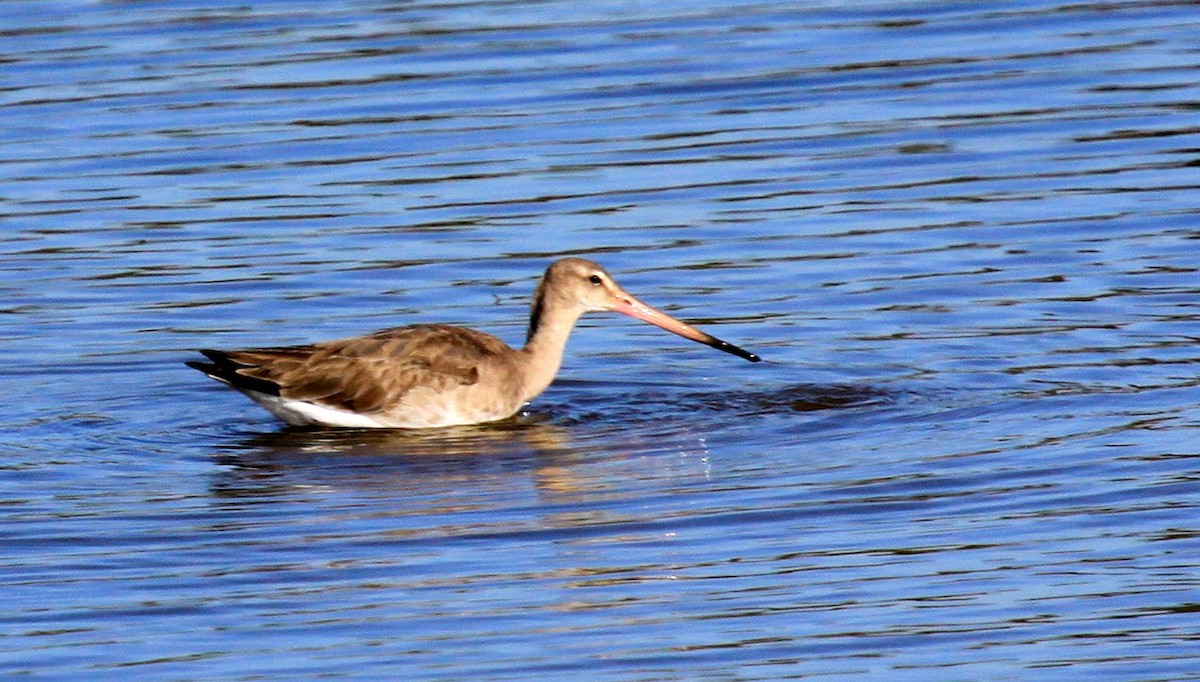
(710, 382, 896, 414)
(546, 379, 898, 427)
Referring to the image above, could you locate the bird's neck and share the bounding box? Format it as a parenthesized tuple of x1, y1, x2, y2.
(519, 296, 584, 402)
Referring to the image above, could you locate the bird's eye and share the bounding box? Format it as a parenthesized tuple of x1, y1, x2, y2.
(588, 274, 603, 285)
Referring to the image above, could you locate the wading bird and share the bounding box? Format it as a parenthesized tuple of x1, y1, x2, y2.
(187, 258, 760, 428)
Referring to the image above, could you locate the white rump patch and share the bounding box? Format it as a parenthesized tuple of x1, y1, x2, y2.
(241, 391, 387, 428)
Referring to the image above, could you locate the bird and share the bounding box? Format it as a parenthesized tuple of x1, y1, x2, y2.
(186, 257, 760, 428)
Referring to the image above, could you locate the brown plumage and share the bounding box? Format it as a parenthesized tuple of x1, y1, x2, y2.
(187, 258, 760, 428)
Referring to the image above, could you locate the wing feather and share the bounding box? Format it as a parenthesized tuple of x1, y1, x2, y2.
(189, 324, 513, 415)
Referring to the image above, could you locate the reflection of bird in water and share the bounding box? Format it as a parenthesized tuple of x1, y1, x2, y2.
(224, 417, 569, 460)
(209, 417, 589, 497)
(205, 383, 890, 502)
(187, 258, 759, 429)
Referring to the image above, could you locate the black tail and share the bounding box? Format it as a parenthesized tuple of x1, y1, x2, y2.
(185, 349, 281, 395)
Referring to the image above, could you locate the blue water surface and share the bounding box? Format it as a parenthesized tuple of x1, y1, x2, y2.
(2, 1, 1198, 680)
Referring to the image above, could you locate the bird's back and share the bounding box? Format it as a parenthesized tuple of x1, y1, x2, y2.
(188, 324, 528, 427)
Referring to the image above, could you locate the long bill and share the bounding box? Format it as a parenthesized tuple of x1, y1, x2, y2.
(609, 292, 761, 363)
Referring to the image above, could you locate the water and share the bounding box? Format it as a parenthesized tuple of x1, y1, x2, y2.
(2, 0, 1199, 679)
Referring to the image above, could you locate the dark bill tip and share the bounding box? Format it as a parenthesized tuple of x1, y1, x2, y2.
(708, 337, 762, 363)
